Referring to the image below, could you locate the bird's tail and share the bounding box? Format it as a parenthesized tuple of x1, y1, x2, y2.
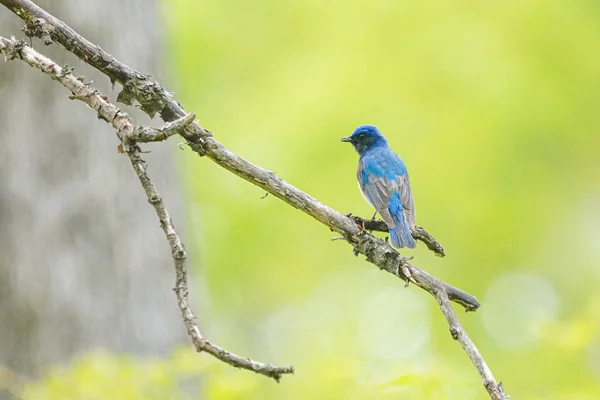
(389, 213, 416, 249)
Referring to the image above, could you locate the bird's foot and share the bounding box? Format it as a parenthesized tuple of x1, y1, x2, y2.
(348, 214, 366, 232)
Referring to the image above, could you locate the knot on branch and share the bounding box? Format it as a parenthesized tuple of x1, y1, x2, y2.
(172, 248, 186, 260)
(22, 17, 53, 45)
(148, 194, 161, 205)
(450, 326, 460, 340)
(117, 76, 170, 118)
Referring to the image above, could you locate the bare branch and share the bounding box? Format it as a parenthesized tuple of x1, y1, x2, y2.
(0, 35, 293, 382)
(0, 1, 508, 397)
(435, 290, 508, 400)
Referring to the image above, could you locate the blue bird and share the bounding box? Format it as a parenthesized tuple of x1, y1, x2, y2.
(342, 125, 416, 248)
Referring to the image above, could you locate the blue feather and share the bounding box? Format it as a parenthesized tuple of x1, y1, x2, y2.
(388, 194, 416, 248)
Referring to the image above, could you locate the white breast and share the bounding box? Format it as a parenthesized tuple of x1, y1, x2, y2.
(358, 181, 374, 208)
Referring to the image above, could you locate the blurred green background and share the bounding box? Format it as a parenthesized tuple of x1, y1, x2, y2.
(20, 0, 600, 399)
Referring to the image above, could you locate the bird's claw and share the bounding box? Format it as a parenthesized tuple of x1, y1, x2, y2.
(348, 214, 366, 232)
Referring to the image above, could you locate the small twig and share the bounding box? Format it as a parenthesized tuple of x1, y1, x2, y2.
(0, 34, 293, 382)
(130, 113, 196, 143)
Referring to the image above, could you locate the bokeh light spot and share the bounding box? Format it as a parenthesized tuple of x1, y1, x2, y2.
(357, 287, 430, 361)
(482, 273, 560, 348)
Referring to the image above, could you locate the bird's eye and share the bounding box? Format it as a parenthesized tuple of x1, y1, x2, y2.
(358, 133, 366, 139)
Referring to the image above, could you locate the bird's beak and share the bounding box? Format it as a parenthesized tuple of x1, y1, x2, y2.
(340, 136, 353, 143)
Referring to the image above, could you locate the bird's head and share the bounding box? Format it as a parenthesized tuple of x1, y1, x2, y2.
(341, 125, 388, 155)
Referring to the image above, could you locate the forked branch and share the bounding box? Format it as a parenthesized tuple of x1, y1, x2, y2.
(0, 35, 293, 382)
(0, 1, 508, 398)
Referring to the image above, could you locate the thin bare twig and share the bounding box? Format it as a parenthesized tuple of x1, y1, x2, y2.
(435, 291, 507, 400)
(0, 35, 294, 382)
(0, 1, 508, 397)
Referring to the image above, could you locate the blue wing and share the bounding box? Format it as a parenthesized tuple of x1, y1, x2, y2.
(357, 149, 416, 247)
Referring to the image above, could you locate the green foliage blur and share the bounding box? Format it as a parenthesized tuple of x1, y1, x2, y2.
(18, 349, 206, 400)
(17, 0, 600, 399)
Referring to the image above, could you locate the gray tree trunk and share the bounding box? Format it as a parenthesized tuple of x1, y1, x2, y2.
(0, 0, 187, 379)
